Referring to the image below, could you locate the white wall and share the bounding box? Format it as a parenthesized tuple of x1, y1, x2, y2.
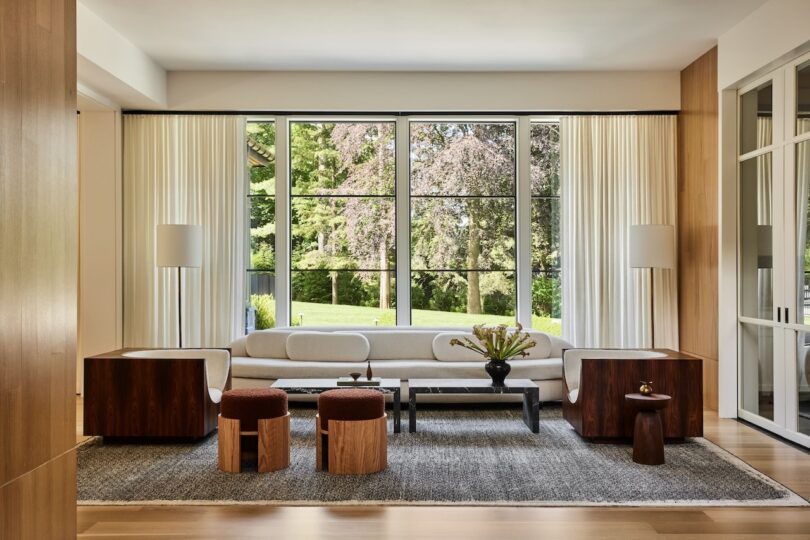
(718, 0, 810, 89)
(77, 2, 167, 109)
(78, 109, 123, 393)
(167, 70, 680, 112)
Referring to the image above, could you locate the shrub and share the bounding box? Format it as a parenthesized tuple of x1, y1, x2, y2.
(532, 275, 561, 318)
(250, 294, 276, 329)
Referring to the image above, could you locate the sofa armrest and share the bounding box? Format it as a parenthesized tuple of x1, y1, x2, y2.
(229, 335, 248, 357)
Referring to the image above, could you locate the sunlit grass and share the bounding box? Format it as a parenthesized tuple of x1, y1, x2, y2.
(290, 301, 562, 336)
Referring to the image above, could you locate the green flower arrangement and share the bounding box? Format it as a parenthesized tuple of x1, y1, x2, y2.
(450, 323, 537, 361)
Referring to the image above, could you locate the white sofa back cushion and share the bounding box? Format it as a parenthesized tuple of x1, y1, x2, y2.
(432, 333, 485, 362)
(246, 329, 296, 359)
(348, 330, 437, 360)
(432, 331, 553, 362)
(286, 331, 370, 362)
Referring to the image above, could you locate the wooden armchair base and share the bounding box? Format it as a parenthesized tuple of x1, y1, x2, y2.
(315, 414, 387, 475)
(218, 413, 290, 473)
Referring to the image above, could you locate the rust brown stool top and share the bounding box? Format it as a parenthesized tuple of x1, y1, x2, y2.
(221, 388, 288, 431)
(318, 389, 385, 430)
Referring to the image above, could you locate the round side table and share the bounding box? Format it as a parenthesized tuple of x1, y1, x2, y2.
(625, 393, 671, 465)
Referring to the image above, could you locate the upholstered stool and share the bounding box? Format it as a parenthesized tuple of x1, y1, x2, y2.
(218, 388, 290, 473)
(316, 389, 387, 475)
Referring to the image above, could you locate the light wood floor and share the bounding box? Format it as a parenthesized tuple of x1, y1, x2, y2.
(75, 398, 810, 539)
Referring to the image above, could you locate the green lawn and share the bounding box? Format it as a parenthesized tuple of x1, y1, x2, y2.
(290, 301, 561, 335)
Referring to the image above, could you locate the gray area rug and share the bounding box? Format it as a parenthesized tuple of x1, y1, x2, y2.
(77, 406, 807, 506)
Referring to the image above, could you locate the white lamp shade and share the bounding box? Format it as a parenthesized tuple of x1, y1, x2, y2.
(629, 224, 675, 269)
(156, 224, 203, 268)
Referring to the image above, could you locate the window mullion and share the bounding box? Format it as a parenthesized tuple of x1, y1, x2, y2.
(275, 116, 290, 327)
(517, 116, 533, 328)
(395, 117, 411, 325)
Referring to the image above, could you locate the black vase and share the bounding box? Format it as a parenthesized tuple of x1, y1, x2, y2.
(485, 360, 511, 386)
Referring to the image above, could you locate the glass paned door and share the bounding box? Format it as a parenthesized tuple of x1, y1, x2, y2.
(795, 139, 810, 436)
(738, 77, 784, 428)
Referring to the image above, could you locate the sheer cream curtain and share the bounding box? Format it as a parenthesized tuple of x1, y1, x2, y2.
(560, 115, 678, 348)
(123, 115, 246, 348)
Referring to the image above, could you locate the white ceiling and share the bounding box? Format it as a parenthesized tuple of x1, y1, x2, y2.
(80, 0, 765, 72)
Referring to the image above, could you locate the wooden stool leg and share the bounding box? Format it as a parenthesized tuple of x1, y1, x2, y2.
(328, 415, 387, 475)
(633, 410, 665, 465)
(218, 416, 241, 473)
(258, 414, 290, 472)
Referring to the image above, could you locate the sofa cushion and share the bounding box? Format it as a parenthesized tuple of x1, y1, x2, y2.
(432, 333, 485, 362)
(231, 356, 563, 381)
(356, 330, 438, 360)
(246, 329, 295, 359)
(523, 331, 553, 359)
(432, 331, 553, 361)
(286, 331, 370, 362)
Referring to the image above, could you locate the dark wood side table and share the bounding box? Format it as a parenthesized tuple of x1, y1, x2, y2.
(625, 393, 671, 465)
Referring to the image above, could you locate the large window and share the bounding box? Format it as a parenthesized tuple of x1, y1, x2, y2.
(410, 122, 516, 326)
(530, 122, 561, 335)
(244, 116, 561, 333)
(247, 121, 276, 329)
(289, 121, 396, 326)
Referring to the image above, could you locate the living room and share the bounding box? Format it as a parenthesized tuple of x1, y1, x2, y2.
(3, 0, 810, 538)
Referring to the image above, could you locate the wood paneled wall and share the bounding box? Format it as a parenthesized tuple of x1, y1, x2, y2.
(678, 47, 719, 410)
(0, 0, 78, 537)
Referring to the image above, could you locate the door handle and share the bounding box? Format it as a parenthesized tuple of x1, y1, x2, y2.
(786, 307, 790, 324)
(777, 307, 781, 322)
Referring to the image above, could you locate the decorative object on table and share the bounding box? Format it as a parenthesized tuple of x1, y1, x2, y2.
(156, 224, 203, 348)
(366, 359, 373, 381)
(450, 323, 536, 386)
(337, 377, 381, 387)
(639, 380, 654, 396)
(349, 372, 361, 381)
(625, 393, 672, 465)
(629, 224, 675, 348)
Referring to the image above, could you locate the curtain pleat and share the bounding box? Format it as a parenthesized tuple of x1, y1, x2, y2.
(560, 115, 678, 348)
(123, 115, 246, 348)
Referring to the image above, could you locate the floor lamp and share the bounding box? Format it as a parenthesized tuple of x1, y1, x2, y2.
(157, 224, 202, 348)
(629, 224, 675, 348)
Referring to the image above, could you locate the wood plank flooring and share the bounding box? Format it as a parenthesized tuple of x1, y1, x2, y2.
(76, 398, 810, 539)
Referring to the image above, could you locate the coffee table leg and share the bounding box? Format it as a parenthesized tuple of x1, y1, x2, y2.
(409, 389, 417, 433)
(523, 389, 540, 433)
(393, 388, 401, 433)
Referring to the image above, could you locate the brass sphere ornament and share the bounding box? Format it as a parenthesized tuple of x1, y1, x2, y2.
(639, 381, 654, 396)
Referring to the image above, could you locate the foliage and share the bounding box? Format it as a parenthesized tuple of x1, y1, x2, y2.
(250, 294, 276, 329)
(450, 323, 536, 361)
(532, 274, 561, 318)
(247, 120, 561, 324)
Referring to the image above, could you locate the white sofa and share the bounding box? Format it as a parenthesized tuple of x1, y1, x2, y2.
(228, 326, 572, 402)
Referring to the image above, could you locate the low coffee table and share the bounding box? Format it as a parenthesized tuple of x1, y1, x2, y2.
(408, 379, 540, 433)
(271, 378, 402, 433)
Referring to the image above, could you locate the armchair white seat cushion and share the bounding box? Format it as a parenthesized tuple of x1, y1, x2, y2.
(122, 349, 231, 403)
(563, 349, 667, 403)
